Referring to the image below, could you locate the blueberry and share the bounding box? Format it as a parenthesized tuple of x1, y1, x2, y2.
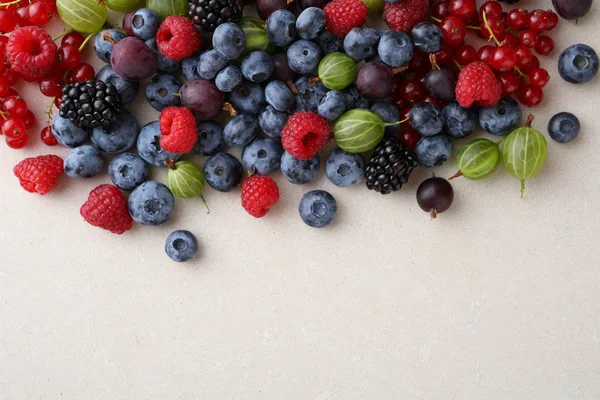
(281, 151, 320, 184)
(326, 148, 365, 187)
(442, 102, 478, 138)
(145, 38, 181, 74)
(414, 135, 453, 167)
(91, 111, 139, 154)
(203, 152, 244, 192)
(295, 76, 329, 112)
(128, 181, 175, 226)
(213, 22, 246, 60)
(259, 106, 288, 139)
(198, 49, 229, 80)
(215, 65, 242, 92)
(317, 31, 344, 55)
(318, 90, 346, 121)
(228, 80, 266, 115)
(241, 51, 274, 83)
(241, 138, 284, 175)
(96, 65, 139, 105)
(64, 145, 104, 179)
(409, 102, 444, 136)
(266, 10, 297, 47)
(478, 96, 521, 136)
(265, 80, 294, 112)
(108, 152, 148, 191)
(165, 230, 198, 262)
(378, 30, 414, 68)
(181, 53, 202, 81)
(558, 44, 599, 84)
(137, 121, 182, 167)
(131, 8, 160, 40)
(194, 121, 224, 155)
(411, 22, 443, 53)
(94, 29, 126, 63)
(343, 27, 380, 61)
(299, 190, 337, 228)
(224, 114, 259, 147)
(341, 86, 369, 109)
(296, 7, 326, 40)
(51, 114, 89, 148)
(548, 112, 580, 143)
(145, 74, 182, 111)
(371, 102, 400, 136)
(287, 40, 322, 75)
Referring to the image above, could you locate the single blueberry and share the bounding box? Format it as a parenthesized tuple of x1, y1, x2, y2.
(137, 121, 182, 167)
(108, 152, 148, 191)
(51, 114, 89, 148)
(145, 74, 182, 111)
(194, 121, 224, 155)
(558, 44, 599, 84)
(181, 53, 202, 81)
(294, 76, 329, 112)
(91, 111, 139, 154)
(343, 27, 381, 61)
(281, 151, 320, 184)
(165, 230, 198, 262)
(203, 152, 244, 192)
(317, 31, 344, 55)
(411, 22, 443, 53)
(478, 96, 522, 136)
(265, 80, 295, 112)
(96, 65, 139, 105)
(409, 102, 444, 136)
(548, 112, 580, 143)
(442, 102, 478, 138)
(371, 102, 400, 136)
(266, 10, 297, 47)
(341, 86, 369, 109)
(318, 90, 346, 121)
(378, 30, 414, 67)
(241, 51, 274, 83)
(224, 114, 259, 147)
(287, 39, 322, 75)
(128, 181, 175, 226)
(296, 7, 326, 40)
(213, 22, 246, 60)
(132, 8, 160, 40)
(198, 49, 229, 80)
(326, 148, 365, 187)
(215, 65, 242, 92)
(414, 135, 453, 167)
(259, 106, 288, 140)
(241, 138, 284, 175)
(64, 145, 104, 179)
(94, 29, 126, 63)
(145, 38, 181, 74)
(299, 190, 337, 228)
(228, 80, 266, 115)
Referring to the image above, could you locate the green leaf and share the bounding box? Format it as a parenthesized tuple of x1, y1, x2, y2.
(334, 109, 386, 153)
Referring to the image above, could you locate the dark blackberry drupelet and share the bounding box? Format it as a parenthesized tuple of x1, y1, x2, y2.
(365, 137, 418, 194)
(59, 80, 123, 129)
(188, 0, 243, 32)
(497, 0, 519, 4)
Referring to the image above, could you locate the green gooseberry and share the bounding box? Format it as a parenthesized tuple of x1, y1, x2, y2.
(334, 109, 401, 153)
(237, 18, 275, 60)
(450, 138, 501, 181)
(316, 52, 357, 90)
(57, 0, 108, 33)
(166, 160, 210, 212)
(146, 0, 188, 19)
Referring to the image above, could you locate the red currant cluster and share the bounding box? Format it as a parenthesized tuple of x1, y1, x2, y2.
(0, 0, 55, 31)
(432, 0, 558, 107)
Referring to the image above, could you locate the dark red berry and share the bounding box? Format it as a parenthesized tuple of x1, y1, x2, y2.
(61, 32, 85, 48)
(40, 126, 58, 146)
(449, 0, 476, 21)
(431, 0, 450, 19)
(528, 68, 550, 88)
(398, 79, 427, 103)
(480, 17, 504, 40)
(544, 10, 559, 31)
(397, 127, 421, 149)
(534, 35, 554, 55)
(498, 32, 519, 48)
(527, 10, 548, 33)
(2, 96, 28, 118)
(518, 84, 543, 107)
(519, 30, 538, 48)
(497, 71, 521, 96)
(515, 45, 534, 68)
(28, 1, 53, 26)
(454, 44, 476, 66)
(477, 45, 495, 67)
(434, 43, 455, 65)
(505, 8, 528, 30)
(39, 78, 62, 97)
(479, 1, 502, 19)
(57, 45, 81, 69)
(439, 16, 466, 46)
(69, 63, 95, 82)
(491, 46, 517, 72)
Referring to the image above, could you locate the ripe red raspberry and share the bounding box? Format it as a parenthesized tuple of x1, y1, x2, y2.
(455, 61, 502, 108)
(241, 175, 280, 218)
(157, 16, 203, 61)
(13, 154, 63, 195)
(281, 112, 330, 160)
(159, 106, 198, 154)
(80, 184, 133, 235)
(324, 0, 368, 37)
(384, 0, 429, 33)
(7, 26, 57, 78)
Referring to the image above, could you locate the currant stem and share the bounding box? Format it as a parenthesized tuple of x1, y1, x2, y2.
(53, 29, 74, 42)
(514, 66, 529, 81)
(430, 16, 441, 23)
(482, 11, 501, 46)
(466, 25, 480, 30)
(520, 180, 525, 198)
(0, 0, 20, 8)
(453, 59, 464, 70)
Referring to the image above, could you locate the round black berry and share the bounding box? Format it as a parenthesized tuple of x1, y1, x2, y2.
(365, 137, 418, 195)
(59, 80, 123, 129)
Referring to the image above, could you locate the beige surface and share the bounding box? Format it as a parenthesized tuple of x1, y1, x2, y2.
(1, 3, 600, 399)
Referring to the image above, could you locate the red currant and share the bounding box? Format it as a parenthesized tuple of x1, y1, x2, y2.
(0, 74, 8, 97)
(3, 68, 20, 86)
(40, 126, 58, 146)
(497, 71, 521, 96)
(439, 16, 466, 46)
(54, 96, 62, 108)
(491, 46, 517, 72)
(544, 10, 559, 31)
(5, 133, 29, 149)
(424, 95, 445, 109)
(527, 10, 548, 33)
(534, 35, 554, 56)
(397, 127, 421, 149)
(61, 32, 85, 48)
(407, 51, 430, 79)
(2, 87, 18, 100)
(479, 1, 502, 19)
(480, 17, 504, 41)
(58, 45, 81, 69)
(518, 84, 543, 107)
(2, 117, 26, 138)
(449, 0, 476, 21)
(39, 79, 63, 97)
(398, 79, 427, 103)
(432, 0, 450, 19)
(434, 43, 455, 65)
(528, 68, 550, 88)
(69, 63, 95, 82)
(0, 7, 17, 33)
(519, 30, 538, 48)
(27, 1, 53, 26)
(16, 6, 30, 26)
(515, 46, 533, 69)
(498, 32, 519, 48)
(477, 45, 495, 67)
(2, 96, 28, 118)
(505, 9, 528, 30)
(454, 44, 476, 66)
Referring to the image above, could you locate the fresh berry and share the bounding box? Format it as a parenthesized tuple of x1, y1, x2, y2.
(2, 117, 26, 140)
(515, 45, 534, 68)
(547, 112, 580, 143)
(558, 44, 599, 84)
(518, 84, 543, 107)
(281, 112, 330, 160)
(299, 190, 337, 228)
(409, 102, 444, 136)
(398, 127, 421, 149)
(224, 113, 259, 147)
(414, 134, 453, 167)
(39, 78, 62, 97)
(296, 7, 326, 40)
(91, 111, 139, 154)
(203, 152, 244, 192)
(544, 10, 559, 30)
(241, 174, 280, 218)
(449, 0, 476, 21)
(377, 30, 414, 68)
(213, 22, 247, 60)
(280, 151, 320, 184)
(94, 29, 126, 63)
(57, 45, 81, 69)
(241, 51, 274, 83)
(266, 10, 297, 47)
(287, 39, 322, 75)
(371, 102, 401, 136)
(529, 68, 550, 88)
(145, 38, 181, 74)
(180, 79, 224, 120)
(27, 1, 54, 26)
(13, 154, 63, 195)
(132, 8, 160, 40)
(455, 61, 502, 108)
(241, 137, 284, 175)
(416, 177, 454, 219)
(455, 44, 477, 66)
(479, 1, 502, 19)
(424, 66, 457, 103)
(519, 29, 537, 48)
(69, 63, 95, 82)
(80, 184, 132, 234)
(383, 0, 428, 34)
(259, 105, 288, 139)
(498, 32, 519, 49)
(442, 102, 478, 138)
(188, 0, 243, 32)
(477, 45, 495, 67)
(534, 35, 554, 56)
(505, 8, 528, 30)
(111, 37, 157, 81)
(22, 109, 35, 129)
(194, 120, 224, 156)
(59, 80, 123, 129)
(51, 114, 89, 148)
(108, 152, 149, 191)
(265, 80, 295, 112)
(128, 181, 175, 226)
(7, 26, 57, 77)
(40, 126, 58, 146)
(324, 0, 368, 37)
(157, 16, 203, 61)
(165, 230, 198, 262)
(96, 65, 140, 105)
(145, 73, 182, 112)
(478, 96, 522, 136)
(64, 144, 104, 179)
(411, 22, 442, 53)
(318, 90, 346, 121)
(398, 79, 427, 103)
(527, 9, 548, 32)
(365, 136, 417, 194)
(137, 121, 182, 167)
(228, 80, 266, 115)
(480, 16, 504, 41)
(432, 0, 450, 19)
(325, 148, 365, 187)
(62, 32, 85, 49)
(159, 106, 198, 154)
(497, 71, 521, 95)
(216, 65, 243, 92)
(491, 46, 517, 71)
(344, 27, 381, 61)
(257, 0, 294, 19)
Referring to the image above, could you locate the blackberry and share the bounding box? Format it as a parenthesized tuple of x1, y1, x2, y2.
(188, 0, 243, 32)
(59, 80, 123, 129)
(365, 137, 418, 194)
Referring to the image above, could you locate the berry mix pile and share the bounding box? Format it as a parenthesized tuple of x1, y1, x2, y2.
(1, 0, 597, 262)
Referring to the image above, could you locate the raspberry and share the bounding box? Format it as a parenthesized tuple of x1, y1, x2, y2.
(455, 62, 502, 108)
(157, 16, 203, 61)
(13, 154, 63, 195)
(80, 184, 133, 235)
(7, 26, 57, 78)
(383, 0, 429, 33)
(324, 0, 368, 37)
(280, 112, 330, 160)
(159, 106, 198, 154)
(241, 175, 280, 218)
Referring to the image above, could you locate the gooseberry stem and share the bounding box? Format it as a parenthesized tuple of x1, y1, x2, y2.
(308, 77, 321, 85)
(78, 30, 102, 52)
(521, 180, 525, 198)
(164, 159, 178, 170)
(385, 117, 409, 127)
(448, 171, 462, 180)
(53, 29, 74, 42)
(200, 194, 211, 214)
(524, 114, 535, 127)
